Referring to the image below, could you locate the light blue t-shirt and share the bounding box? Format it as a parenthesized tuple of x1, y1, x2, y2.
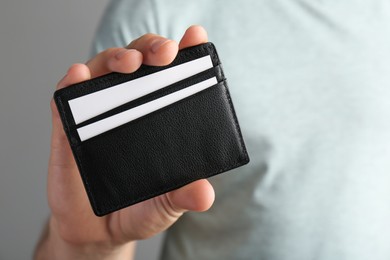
(92, 1, 390, 259)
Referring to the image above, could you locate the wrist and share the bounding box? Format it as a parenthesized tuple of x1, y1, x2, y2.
(35, 217, 135, 260)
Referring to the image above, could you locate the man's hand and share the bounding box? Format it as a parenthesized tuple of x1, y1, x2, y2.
(35, 25, 215, 260)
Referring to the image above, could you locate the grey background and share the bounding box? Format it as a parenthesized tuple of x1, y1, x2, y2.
(0, 1, 162, 259)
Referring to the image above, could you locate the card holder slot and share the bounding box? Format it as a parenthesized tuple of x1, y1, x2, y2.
(72, 79, 225, 145)
(72, 80, 248, 215)
(74, 65, 224, 130)
(54, 43, 221, 101)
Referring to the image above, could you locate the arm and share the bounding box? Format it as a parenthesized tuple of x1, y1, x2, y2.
(34, 218, 136, 259)
(34, 26, 214, 260)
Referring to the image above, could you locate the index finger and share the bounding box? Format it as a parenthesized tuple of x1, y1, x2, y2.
(86, 35, 178, 78)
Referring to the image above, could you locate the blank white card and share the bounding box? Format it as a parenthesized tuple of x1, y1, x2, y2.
(77, 77, 218, 141)
(69, 55, 213, 124)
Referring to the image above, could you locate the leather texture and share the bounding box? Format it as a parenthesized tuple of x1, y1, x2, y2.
(54, 43, 250, 216)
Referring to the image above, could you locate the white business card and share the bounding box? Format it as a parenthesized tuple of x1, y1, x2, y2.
(69, 55, 213, 124)
(77, 77, 218, 141)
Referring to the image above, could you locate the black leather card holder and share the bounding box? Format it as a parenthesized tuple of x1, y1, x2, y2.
(54, 43, 249, 216)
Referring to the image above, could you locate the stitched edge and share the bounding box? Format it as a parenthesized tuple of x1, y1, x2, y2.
(73, 146, 100, 215)
(222, 82, 250, 163)
(54, 96, 100, 214)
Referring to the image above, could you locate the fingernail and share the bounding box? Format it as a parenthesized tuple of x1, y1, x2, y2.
(151, 39, 171, 53)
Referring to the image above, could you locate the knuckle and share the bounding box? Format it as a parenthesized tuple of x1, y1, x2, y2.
(102, 47, 118, 57)
(127, 33, 160, 48)
(158, 194, 183, 221)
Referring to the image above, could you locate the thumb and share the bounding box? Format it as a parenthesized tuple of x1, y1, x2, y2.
(117, 180, 215, 241)
(168, 179, 215, 212)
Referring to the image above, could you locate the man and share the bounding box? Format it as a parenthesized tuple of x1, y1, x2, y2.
(35, 1, 390, 259)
